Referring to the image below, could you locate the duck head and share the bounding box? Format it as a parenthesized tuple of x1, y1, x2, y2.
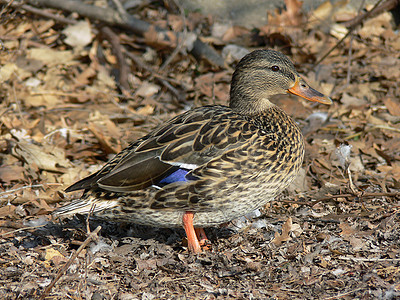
(229, 49, 332, 115)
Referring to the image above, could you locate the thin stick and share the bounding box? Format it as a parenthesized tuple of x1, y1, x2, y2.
(311, 191, 399, 206)
(314, 0, 384, 66)
(347, 168, 359, 196)
(338, 256, 400, 262)
(86, 203, 96, 234)
(125, 50, 185, 101)
(39, 226, 101, 300)
(342, 0, 399, 28)
(21, 4, 77, 24)
(0, 224, 48, 237)
(159, 0, 187, 73)
(0, 183, 62, 197)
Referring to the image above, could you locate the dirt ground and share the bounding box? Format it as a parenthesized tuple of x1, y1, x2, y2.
(0, 0, 400, 299)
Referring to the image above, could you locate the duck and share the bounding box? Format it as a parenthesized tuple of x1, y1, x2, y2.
(55, 49, 332, 253)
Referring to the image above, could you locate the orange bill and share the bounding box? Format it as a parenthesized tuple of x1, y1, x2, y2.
(287, 77, 332, 105)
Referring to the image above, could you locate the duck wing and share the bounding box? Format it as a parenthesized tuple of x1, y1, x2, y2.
(65, 105, 250, 194)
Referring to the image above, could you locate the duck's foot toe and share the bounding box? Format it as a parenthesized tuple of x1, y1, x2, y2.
(195, 228, 211, 251)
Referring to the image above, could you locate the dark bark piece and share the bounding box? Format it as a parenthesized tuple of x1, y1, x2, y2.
(100, 26, 130, 92)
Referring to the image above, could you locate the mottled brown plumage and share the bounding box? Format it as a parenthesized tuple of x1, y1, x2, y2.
(55, 49, 331, 252)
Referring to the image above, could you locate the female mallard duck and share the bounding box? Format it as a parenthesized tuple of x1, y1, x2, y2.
(55, 49, 331, 253)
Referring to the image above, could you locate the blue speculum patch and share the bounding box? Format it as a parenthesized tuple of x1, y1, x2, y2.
(157, 168, 198, 187)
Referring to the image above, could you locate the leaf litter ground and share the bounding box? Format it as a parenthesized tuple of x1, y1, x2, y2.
(0, 1, 399, 299)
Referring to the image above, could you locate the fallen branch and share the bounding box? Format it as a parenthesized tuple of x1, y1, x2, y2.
(26, 0, 225, 67)
(100, 26, 130, 92)
(125, 50, 185, 102)
(314, 0, 398, 66)
(39, 226, 102, 300)
(7, 2, 77, 24)
(342, 0, 400, 28)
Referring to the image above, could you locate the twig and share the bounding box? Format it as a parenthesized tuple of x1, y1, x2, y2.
(12, 84, 26, 126)
(0, 183, 62, 197)
(0, 0, 77, 24)
(21, 3, 77, 24)
(39, 226, 101, 300)
(314, 0, 385, 66)
(338, 256, 400, 262)
(344, 0, 365, 86)
(0, 0, 16, 21)
(0, 223, 48, 237)
(110, 0, 130, 21)
(346, 167, 360, 196)
(159, 0, 187, 73)
(342, 0, 400, 28)
(125, 51, 185, 101)
(345, 124, 400, 140)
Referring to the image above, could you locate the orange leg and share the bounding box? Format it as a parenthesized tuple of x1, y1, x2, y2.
(183, 212, 201, 253)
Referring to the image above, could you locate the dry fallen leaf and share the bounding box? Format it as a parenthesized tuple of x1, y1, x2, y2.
(272, 217, 293, 246)
(383, 98, 400, 116)
(62, 20, 93, 48)
(12, 140, 72, 172)
(27, 48, 76, 67)
(339, 222, 356, 236)
(267, 0, 304, 27)
(0, 204, 16, 218)
(45, 248, 67, 267)
(0, 165, 26, 184)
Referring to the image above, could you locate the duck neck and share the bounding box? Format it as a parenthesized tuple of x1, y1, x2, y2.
(230, 94, 276, 116)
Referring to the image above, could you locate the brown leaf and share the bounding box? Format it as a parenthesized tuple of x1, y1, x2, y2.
(135, 258, 172, 271)
(383, 98, 400, 116)
(339, 222, 356, 236)
(267, 0, 304, 27)
(0, 204, 16, 218)
(222, 26, 250, 42)
(0, 165, 26, 184)
(272, 217, 293, 246)
(45, 248, 67, 267)
(143, 25, 177, 49)
(194, 72, 229, 100)
(89, 124, 119, 155)
(12, 140, 72, 172)
(377, 164, 400, 180)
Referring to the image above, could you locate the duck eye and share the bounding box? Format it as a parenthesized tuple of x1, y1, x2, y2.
(271, 65, 279, 72)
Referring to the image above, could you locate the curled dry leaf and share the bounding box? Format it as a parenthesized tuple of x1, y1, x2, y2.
(62, 20, 93, 48)
(272, 217, 293, 246)
(12, 140, 72, 172)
